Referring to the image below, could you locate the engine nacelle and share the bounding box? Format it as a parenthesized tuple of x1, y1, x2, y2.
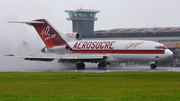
(41, 47, 48, 53)
(61, 32, 80, 42)
(41, 45, 69, 53)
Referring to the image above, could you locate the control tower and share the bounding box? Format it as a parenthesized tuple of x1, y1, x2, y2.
(65, 9, 100, 39)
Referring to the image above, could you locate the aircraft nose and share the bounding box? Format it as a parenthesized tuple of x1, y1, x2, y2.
(165, 49, 173, 57)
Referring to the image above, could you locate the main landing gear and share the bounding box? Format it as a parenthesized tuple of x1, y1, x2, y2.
(98, 62, 106, 70)
(76, 62, 106, 70)
(76, 62, 85, 70)
(150, 64, 157, 69)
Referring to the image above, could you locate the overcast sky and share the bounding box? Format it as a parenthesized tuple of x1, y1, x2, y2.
(1, 0, 180, 48)
(1, 0, 180, 31)
(1, 0, 180, 70)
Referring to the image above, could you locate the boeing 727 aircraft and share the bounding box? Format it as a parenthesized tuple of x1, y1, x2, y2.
(7, 19, 173, 69)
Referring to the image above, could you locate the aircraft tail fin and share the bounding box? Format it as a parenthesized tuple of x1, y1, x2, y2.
(8, 19, 67, 49)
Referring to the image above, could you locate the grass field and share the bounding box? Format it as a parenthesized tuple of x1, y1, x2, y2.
(0, 72, 180, 101)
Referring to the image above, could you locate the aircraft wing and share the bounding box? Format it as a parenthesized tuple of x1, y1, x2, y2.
(6, 54, 108, 62)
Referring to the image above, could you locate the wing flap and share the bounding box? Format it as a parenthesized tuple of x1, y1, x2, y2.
(24, 58, 54, 62)
(75, 56, 104, 59)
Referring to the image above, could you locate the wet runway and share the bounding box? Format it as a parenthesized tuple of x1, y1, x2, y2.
(56, 66, 180, 73)
(1, 57, 180, 73)
(1, 66, 180, 73)
(77, 66, 180, 73)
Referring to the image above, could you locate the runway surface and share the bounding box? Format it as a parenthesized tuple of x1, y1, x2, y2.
(56, 66, 180, 73)
(1, 56, 180, 73)
(77, 66, 180, 73)
(1, 65, 180, 73)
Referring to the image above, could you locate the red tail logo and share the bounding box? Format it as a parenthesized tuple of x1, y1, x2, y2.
(31, 19, 67, 48)
(41, 26, 56, 42)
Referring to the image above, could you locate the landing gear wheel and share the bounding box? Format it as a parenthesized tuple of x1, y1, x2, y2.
(98, 62, 106, 70)
(150, 64, 157, 69)
(76, 63, 85, 70)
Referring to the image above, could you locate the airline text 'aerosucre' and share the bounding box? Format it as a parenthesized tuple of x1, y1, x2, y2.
(73, 41, 116, 50)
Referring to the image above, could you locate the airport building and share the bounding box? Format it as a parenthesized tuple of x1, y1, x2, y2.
(65, 9, 180, 66)
(65, 9, 99, 39)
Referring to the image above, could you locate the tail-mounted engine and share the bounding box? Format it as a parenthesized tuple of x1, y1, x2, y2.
(61, 32, 80, 42)
(41, 45, 69, 53)
(41, 47, 48, 53)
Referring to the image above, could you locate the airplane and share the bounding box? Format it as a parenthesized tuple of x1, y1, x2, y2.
(7, 19, 173, 70)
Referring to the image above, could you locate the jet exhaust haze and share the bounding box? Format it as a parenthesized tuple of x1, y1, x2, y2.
(0, 17, 77, 72)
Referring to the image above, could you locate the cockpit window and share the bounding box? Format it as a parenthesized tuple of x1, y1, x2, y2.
(155, 46, 167, 50)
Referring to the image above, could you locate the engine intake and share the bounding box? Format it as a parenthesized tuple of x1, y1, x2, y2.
(61, 32, 81, 42)
(75, 33, 80, 40)
(41, 47, 48, 53)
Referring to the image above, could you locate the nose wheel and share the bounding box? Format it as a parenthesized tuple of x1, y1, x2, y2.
(150, 64, 157, 69)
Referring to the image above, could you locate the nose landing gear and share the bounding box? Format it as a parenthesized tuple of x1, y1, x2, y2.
(150, 64, 157, 69)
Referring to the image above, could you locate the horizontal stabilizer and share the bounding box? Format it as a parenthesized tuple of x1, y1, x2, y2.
(5, 54, 15, 56)
(8, 21, 44, 26)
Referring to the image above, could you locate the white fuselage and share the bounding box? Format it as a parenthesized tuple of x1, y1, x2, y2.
(65, 40, 173, 63)
(10, 19, 173, 69)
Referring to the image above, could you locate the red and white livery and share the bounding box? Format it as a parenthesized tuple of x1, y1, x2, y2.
(8, 19, 173, 69)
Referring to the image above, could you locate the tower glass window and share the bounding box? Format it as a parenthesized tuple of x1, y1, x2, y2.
(68, 13, 73, 18)
(68, 12, 96, 19)
(74, 13, 78, 17)
(78, 13, 81, 17)
(90, 14, 93, 17)
(93, 13, 96, 18)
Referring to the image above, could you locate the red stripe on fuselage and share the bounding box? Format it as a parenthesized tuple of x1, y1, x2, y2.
(71, 50, 165, 54)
